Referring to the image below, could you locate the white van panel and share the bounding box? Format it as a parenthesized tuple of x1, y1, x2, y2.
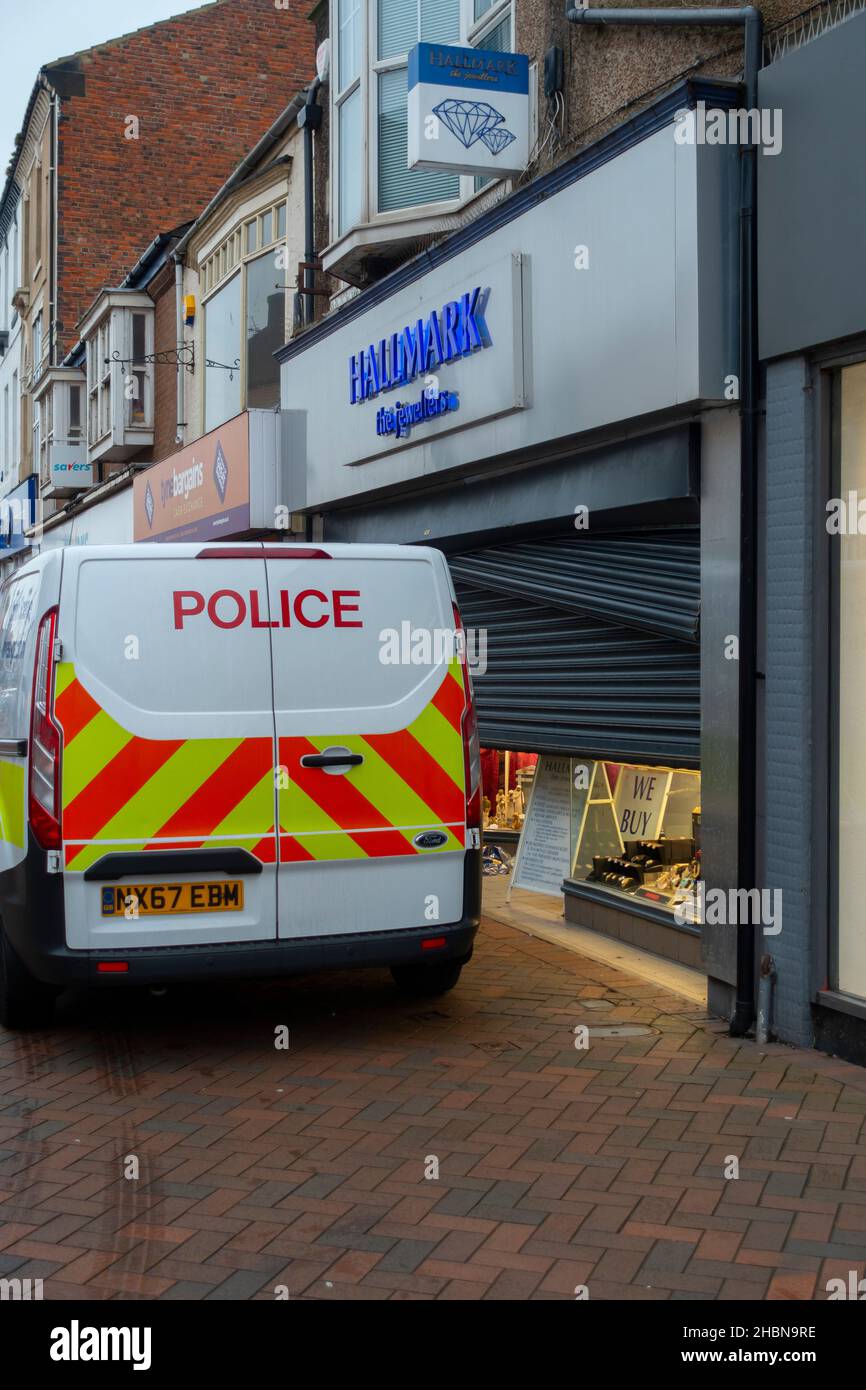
(0, 555, 61, 875)
(63, 866, 276, 951)
(267, 551, 453, 737)
(56, 549, 279, 949)
(67, 553, 276, 739)
(46, 543, 466, 953)
(266, 549, 467, 939)
(279, 857, 464, 939)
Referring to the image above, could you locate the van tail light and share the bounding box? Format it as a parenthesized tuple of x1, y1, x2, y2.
(29, 607, 62, 851)
(453, 601, 481, 832)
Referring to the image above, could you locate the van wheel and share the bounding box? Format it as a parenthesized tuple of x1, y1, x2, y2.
(0, 929, 56, 1030)
(390, 960, 463, 997)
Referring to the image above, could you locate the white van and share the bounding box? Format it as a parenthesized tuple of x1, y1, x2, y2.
(0, 542, 481, 1027)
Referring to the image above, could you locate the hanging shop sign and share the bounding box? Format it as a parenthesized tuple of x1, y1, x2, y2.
(509, 755, 573, 898)
(49, 442, 94, 492)
(408, 42, 530, 178)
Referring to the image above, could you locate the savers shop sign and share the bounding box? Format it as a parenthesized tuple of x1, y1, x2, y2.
(133, 412, 250, 543)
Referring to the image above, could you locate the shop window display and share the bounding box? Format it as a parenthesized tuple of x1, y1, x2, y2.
(570, 761, 701, 916)
(480, 748, 538, 833)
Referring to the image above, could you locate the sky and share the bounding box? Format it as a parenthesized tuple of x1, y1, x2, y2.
(0, 0, 213, 180)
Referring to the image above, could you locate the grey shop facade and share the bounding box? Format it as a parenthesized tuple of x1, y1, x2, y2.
(757, 10, 866, 1065)
(278, 80, 744, 996)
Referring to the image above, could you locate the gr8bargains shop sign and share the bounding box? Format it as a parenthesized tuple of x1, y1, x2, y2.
(134, 412, 250, 542)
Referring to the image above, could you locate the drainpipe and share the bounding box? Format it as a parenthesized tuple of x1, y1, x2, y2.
(297, 79, 322, 326)
(48, 85, 58, 367)
(566, 6, 763, 1036)
(174, 259, 184, 446)
(756, 953, 775, 1044)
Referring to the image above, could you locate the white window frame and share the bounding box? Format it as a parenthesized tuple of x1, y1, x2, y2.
(32, 158, 43, 277)
(199, 194, 289, 431)
(330, 0, 514, 241)
(11, 370, 17, 470)
(32, 309, 43, 379)
(125, 308, 155, 430)
(37, 387, 51, 482)
(82, 295, 155, 459)
(33, 368, 86, 486)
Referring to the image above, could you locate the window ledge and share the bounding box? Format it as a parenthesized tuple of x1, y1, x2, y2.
(89, 431, 154, 465)
(563, 877, 701, 936)
(816, 988, 866, 1023)
(323, 182, 510, 288)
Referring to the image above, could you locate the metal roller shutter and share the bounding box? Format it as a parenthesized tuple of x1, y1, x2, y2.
(449, 529, 700, 766)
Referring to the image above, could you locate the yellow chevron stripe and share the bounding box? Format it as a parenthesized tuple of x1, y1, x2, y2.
(55, 661, 77, 700)
(294, 831, 368, 861)
(86, 738, 244, 845)
(407, 702, 465, 787)
(64, 835, 264, 873)
(62, 711, 133, 805)
(0, 759, 24, 848)
(211, 770, 276, 838)
(344, 735, 455, 830)
(278, 776, 345, 836)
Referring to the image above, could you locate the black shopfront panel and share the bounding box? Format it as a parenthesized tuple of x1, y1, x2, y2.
(449, 530, 700, 768)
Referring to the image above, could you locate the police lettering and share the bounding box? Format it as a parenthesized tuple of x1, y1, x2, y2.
(172, 589, 363, 630)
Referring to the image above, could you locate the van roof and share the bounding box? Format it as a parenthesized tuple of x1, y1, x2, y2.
(24, 541, 444, 564)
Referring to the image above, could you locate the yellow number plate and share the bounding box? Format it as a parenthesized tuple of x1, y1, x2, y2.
(101, 881, 244, 917)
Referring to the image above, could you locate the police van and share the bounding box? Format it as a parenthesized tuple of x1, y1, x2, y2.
(0, 543, 481, 1027)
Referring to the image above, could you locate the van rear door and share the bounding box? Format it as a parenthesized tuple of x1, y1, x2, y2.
(265, 546, 468, 939)
(56, 547, 278, 950)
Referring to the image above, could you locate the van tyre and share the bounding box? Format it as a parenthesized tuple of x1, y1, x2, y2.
(0, 928, 56, 1030)
(390, 960, 463, 997)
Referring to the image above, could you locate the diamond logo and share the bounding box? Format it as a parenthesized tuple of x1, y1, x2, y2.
(144, 480, 155, 529)
(480, 126, 517, 156)
(432, 98, 507, 151)
(213, 442, 228, 502)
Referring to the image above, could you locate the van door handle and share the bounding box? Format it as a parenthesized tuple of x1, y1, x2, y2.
(300, 752, 364, 768)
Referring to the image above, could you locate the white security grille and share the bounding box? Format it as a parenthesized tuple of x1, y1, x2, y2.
(765, 0, 866, 62)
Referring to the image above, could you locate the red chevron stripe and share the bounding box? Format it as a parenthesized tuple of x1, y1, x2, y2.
(431, 670, 465, 731)
(152, 738, 274, 840)
(363, 729, 465, 827)
(141, 838, 206, 852)
(278, 834, 316, 862)
(252, 828, 278, 863)
(64, 737, 184, 841)
(55, 677, 101, 744)
(279, 737, 393, 833)
(350, 829, 417, 857)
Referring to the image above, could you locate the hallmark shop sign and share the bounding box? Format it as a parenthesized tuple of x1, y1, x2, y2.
(408, 42, 529, 178)
(349, 285, 492, 443)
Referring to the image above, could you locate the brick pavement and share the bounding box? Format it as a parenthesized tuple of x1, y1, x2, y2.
(0, 914, 864, 1300)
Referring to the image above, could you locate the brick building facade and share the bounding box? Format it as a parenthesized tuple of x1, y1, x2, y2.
(0, 0, 315, 497)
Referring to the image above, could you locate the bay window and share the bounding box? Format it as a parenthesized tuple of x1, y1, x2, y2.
(80, 290, 155, 462)
(204, 272, 241, 432)
(32, 368, 90, 495)
(200, 194, 288, 432)
(331, 0, 514, 254)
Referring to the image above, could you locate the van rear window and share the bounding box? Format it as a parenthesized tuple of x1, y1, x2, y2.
(265, 557, 450, 716)
(73, 558, 275, 718)
(69, 555, 451, 729)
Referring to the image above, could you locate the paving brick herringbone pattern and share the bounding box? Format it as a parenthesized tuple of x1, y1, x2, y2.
(1, 916, 865, 1300)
